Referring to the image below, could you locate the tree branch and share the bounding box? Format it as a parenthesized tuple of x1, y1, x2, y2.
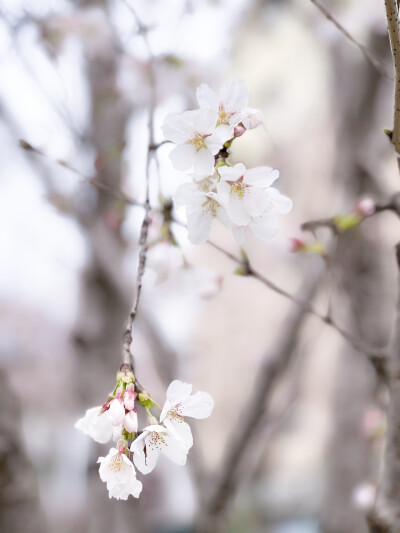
(385, 0, 400, 172)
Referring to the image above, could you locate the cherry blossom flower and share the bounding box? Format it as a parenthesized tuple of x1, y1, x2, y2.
(75, 405, 113, 444)
(216, 163, 292, 244)
(174, 180, 232, 244)
(196, 79, 250, 127)
(163, 109, 232, 176)
(160, 380, 214, 451)
(130, 424, 188, 474)
(239, 107, 264, 130)
(98, 448, 142, 500)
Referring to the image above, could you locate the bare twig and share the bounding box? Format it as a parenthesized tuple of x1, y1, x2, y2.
(384, 0, 400, 172)
(310, 0, 392, 80)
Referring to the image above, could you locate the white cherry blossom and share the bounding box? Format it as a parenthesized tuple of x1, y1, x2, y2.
(98, 448, 142, 500)
(163, 109, 232, 176)
(75, 405, 113, 444)
(216, 163, 292, 244)
(160, 380, 214, 451)
(196, 79, 249, 127)
(239, 107, 264, 130)
(130, 424, 188, 475)
(174, 180, 232, 244)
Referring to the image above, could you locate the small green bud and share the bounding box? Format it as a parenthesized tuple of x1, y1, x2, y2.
(333, 213, 363, 232)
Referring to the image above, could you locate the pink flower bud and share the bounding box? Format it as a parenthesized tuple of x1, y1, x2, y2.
(124, 388, 136, 411)
(123, 410, 138, 433)
(355, 197, 375, 217)
(108, 398, 125, 426)
(234, 125, 246, 138)
(290, 238, 305, 253)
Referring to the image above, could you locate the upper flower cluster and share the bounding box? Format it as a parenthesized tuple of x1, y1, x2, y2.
(162, 79, 292, 244)
(75, 367, 213, 500)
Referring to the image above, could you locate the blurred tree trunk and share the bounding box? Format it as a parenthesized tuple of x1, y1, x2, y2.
(0, 369, 47, 533)
(321, 32, 390, 533)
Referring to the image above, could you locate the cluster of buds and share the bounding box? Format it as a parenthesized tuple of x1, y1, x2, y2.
(163, 79, 292, 244)
(75, 365, 213, 500)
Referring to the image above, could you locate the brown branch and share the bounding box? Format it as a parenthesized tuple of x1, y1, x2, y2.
(368, 243, 400, 532)
(310, 0, 392, 80)
(385, 0, 400, 172)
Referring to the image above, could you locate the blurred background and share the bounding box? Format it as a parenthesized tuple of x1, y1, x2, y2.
(0, 0, 399, 532)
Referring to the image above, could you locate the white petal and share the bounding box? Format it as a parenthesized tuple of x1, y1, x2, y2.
(243, 188, 271, 217)
(166, 380, 193, 404)
(206, 125, 233, 154)
(220, 79, 249, 113)
(182, 391, 214, 419)
(227, 195, 251, 226)
(240, 107, 263, 129)
(169, 143, 197, 172)
(232, 225, 247, 244)
(162, 110, 198, 143)
(108, 399, 125, 426)
(249, 214, 279, 241)
(196, 83, 219, 111)
(75, 406, 113, 444)
(160, 433, 188, 466)
(164, 418, 193, 450)
(131, 432, 159, 475)
(193, 109, 218, 135)
(112, 424, 123, 441)
(244, 167, 279, 187)
(218, 163, 246, 182)
(192, 149, 215, 176)
(187, 209, 213, 244)
(266, 188, 293, 214)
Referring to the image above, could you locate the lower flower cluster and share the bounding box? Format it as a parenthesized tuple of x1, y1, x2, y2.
(75, 367, 213, 500)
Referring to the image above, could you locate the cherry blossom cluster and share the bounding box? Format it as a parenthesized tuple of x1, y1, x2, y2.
(75, 366, 213, 500)
(163, 79, 293, 244)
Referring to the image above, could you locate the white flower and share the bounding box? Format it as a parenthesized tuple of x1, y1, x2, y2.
(75, 406, 113, 444)
(130, 424, 188, 474)
(197, 79, 249, 127)
(98, 448, 142, 500)
(163, 109, 232, 176)
(216, 163, 292, 244)
(123, 410, 138, 433)
(160, 380, 214, 451)
(108, 398, 125, 426)
(174, 180, 231, 244)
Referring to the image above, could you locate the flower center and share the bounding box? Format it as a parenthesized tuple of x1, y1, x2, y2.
(148, 431, 167, 451)
(168, 402, 184, 423)
(218, 104, 233, 125)
(201, 197, 219, 217)
(188, 134, 207, 151)
(109, 453, 124, 473)
(230, 182, 247, 198)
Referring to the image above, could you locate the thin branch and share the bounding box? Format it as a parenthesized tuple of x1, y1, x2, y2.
(385, 0, 400, 172)
(309, 0, 392, 80)
(121, 10, 156, 369)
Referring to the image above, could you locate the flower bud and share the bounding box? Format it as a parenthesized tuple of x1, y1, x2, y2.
(290, 238, 305, 253)
(147, 414, 158, 426)
(234, 125, 246, 138)
(355, 197, 375, 217)
(138, 391, 150, 402)
(108, 398, 125, 426)
(124, 410, 138, 433)
(124, 386, 136, 411)
(117, 437, 128, 452)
